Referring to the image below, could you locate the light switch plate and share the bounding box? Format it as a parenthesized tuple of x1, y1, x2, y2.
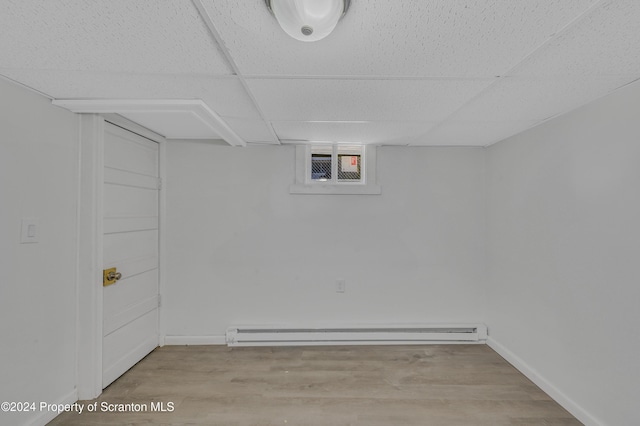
(20, 218, 39, 243)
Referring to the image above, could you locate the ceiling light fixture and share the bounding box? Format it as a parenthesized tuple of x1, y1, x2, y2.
(265, 0, 351, 42)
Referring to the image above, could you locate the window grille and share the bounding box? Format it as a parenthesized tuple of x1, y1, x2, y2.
(309, 145, 362, 184)
(311, 154, 332, 181)
(337, 153, 361, 181)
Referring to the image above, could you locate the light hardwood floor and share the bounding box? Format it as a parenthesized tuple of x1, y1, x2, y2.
(48, 345, 581, 425)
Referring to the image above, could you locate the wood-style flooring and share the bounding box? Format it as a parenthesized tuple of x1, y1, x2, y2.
(48, 344, 582, 425)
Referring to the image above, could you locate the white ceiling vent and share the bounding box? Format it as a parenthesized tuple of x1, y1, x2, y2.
(52, 99, 246, 146)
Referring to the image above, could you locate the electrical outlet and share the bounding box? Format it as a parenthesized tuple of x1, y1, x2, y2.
(336, 279, 346, 293)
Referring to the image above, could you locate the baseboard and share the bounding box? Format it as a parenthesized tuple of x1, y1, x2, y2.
(163, 335, 226, 345)
(487, 337, 603, 426)
(29, 388, 77, 426)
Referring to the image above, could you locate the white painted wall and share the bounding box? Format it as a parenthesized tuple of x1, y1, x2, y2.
(0, 78, 79, 425)
(486, 80, 640, 426)
(164, 143, 486, 339)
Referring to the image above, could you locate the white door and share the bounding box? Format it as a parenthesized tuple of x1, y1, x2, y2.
(102, 123, 160, 388)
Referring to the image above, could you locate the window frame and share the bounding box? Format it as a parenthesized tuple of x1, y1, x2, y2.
(290, 144, 381, 195)
(308, 144, 364, 185)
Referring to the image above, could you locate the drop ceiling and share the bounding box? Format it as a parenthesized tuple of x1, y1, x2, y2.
(1, 0, 639, 146)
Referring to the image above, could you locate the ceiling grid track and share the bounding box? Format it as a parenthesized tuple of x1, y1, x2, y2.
(241, 74, 497, 81)
(191, 0, 282, 145)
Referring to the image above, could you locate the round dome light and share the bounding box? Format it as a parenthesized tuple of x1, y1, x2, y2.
(266, 0, 350, 42)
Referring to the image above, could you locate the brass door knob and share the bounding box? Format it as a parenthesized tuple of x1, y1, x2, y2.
(103, 268, 122, 286)
(107, 271, 122, 281)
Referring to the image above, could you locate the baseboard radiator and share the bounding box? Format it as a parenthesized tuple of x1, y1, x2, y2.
(226, 324, 487, 347)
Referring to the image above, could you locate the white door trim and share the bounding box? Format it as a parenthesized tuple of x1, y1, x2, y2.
(76, 114, 104, 400)
(76, 114, 166, 399)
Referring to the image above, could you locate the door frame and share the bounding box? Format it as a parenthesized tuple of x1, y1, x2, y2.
(77, 114, 167, 399)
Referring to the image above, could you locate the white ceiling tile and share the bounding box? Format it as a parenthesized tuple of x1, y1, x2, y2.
(0, 0, 232, 75)
(415, 120, 541, 146)
(512, 1, 640, 77)
(0, 69, 261, 119)
(271, 121, 437, 145)
(223, 118, 278, 144)
(246, 78, 493, 122)
(451, 76, 634, 122)
(202, 0, 598, 77)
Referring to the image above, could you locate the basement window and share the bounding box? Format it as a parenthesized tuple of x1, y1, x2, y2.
(290, 144, 381, 195)
(310, 145, 362, 183)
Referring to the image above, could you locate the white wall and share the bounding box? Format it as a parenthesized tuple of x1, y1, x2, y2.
(0, 78, 79, 426)
(164, 143, 486, 338)
(486, 80, 640, 426)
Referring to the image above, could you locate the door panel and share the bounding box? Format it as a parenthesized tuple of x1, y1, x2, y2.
(102, 309, 158, 387)
(103, 230, 158, 267)
(104, 166, 158, 190)
(104, 216, 158, 234)
(104, 125, 158, 176)
(104, 270, 159, 321)
(103, 122, 159, 388)
(103, 294, 159, 336)
(104, 183, 158, 218)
